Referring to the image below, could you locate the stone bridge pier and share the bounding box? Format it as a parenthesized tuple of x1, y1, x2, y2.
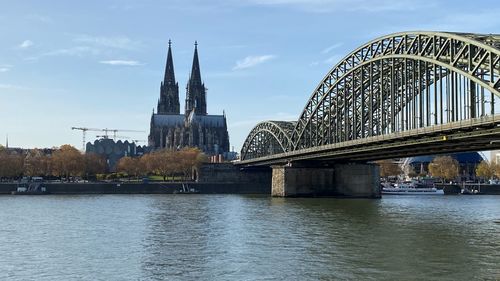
(271, 163, 380, 198)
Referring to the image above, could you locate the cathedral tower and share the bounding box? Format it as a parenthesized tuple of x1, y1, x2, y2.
(157, 40, 180, 115)
(149, 40, 230, 156)
(185, 41, 207, 116)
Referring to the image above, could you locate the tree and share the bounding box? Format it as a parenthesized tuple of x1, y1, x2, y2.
(177, 147, 207, 180)
(139, 147, 207, 181)
(492, 161, 500, 180)
(404, 165, 418, 179)
(155, 149, 177, 181)
(140, 153, 154, 175)
(24, 149, 51, 177)
(84, 153, 107, 180)
(376, 159, 401, 178)
(116, 156, 144, 180)
(51, 145, 84, 180)
(0, 150, 24, 179)
(475, 160, 495, 180)
(428, 156, 459, 182)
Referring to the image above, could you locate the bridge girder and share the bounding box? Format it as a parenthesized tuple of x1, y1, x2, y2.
(241, 31, 500, 162)
(240, 121, 296, 160)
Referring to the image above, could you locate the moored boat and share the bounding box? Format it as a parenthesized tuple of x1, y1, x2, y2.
(11, 183, 50, 195)
(382, 181, 444, 195)
(382, 187, 444, 195)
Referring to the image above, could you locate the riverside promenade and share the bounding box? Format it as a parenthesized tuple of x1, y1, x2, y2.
(0, 182, 270, 195)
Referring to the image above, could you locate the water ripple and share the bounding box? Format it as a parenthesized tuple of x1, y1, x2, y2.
(0, 194, 499, 280)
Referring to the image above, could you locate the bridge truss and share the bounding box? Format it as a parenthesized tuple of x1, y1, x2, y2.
(241, 31, 500, 164)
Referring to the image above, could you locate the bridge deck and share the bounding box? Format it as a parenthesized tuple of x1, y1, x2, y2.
(239, 115, 500, 166)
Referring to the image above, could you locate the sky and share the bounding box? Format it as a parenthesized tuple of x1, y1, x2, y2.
(1, 0, 499, 153)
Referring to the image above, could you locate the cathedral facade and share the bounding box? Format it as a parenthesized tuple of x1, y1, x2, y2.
(148, 42, 230, 156)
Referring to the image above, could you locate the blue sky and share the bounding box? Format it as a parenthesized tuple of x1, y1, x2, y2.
(1, 0, 499, 152)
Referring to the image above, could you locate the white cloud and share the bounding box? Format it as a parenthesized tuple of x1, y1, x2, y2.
(25, 46, 101, 62)
(26, 14, 53, 23)
(99, 60, 143, 66)
(19, 40, 34, 48)
(0, 84, 13, 88)
(0, 83, 27, 90)
(0, 65, 12, 72)
(233, 55, 276, 70)
(43, 46, 100, 57)
(323, 54, 343, 65)
(321, 43, 343, 54)
(74, 35, 142, 50)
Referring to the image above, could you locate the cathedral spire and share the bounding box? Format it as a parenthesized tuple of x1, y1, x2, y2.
(189, 41, 202, 86)
(157, 40, 180, 115)
(163, 39, 176, 85)
(185, 41, 207, 116)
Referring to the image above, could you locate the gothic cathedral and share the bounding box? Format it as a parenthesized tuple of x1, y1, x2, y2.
(148, 41, 230, 156)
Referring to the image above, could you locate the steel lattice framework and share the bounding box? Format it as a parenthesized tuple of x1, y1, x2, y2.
(242, 121, 296, 160)
(241, 31, 500, 162)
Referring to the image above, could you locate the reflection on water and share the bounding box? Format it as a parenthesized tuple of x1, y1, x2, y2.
(0, 195, 499, 280)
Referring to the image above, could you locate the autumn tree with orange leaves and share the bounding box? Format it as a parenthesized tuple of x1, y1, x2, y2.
(116, 156, 145, 180)
(51, 145, 85, 180)
(0, 147, 24, 179)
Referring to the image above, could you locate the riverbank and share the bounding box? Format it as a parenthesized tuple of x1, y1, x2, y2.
(0, 182, 270, 195)
(438, 183, 500, 195)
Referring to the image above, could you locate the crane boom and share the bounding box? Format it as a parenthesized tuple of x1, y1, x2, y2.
(71, 127, 102, 151)
(72, 127, 146, 151)
(102, 128, 146, 140)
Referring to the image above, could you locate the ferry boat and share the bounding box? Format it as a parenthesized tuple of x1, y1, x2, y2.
(11, 182, 50, 195)
(381, 182, 444, 195)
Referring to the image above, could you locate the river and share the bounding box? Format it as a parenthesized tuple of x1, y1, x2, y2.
(0, 194, 499, 280)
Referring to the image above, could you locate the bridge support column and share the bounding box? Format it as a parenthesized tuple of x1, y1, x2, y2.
(271, 163, 380, 198)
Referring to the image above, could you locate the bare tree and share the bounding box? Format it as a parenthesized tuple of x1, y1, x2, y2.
(376, 159, 401, 178)
(24, 149, 51, 177)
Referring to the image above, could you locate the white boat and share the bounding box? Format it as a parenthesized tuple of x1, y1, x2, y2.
(382, 187, 444, 195)
(11, 182, 49, 195)
(382, 182, 444, 195)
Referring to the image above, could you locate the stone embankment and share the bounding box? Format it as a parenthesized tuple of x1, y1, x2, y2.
(0, 182, 270, 195)
(0, 163, 273, 195)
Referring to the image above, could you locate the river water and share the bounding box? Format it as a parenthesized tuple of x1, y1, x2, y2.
(0, 194, 499, 280)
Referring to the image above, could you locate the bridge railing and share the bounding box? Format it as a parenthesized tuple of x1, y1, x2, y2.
(302, 114, 500, 152)
(240, 114, 500, 164)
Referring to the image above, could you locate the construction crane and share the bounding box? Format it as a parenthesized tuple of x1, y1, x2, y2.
(96, 135, 130, 140)
(72, 127, 146, 151)
(71, 127, 102, 151)
(102, 128, 145, 140)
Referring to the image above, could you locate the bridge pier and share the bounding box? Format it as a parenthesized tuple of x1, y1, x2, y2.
(271, 163, 380, 198)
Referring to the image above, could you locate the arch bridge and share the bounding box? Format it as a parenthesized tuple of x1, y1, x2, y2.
(241, 31, 500, 166)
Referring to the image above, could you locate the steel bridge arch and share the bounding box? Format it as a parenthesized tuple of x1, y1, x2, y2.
(240, 31, 500, 161)
(241, 121, 296, 161)
(291, 31, 500, 150)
